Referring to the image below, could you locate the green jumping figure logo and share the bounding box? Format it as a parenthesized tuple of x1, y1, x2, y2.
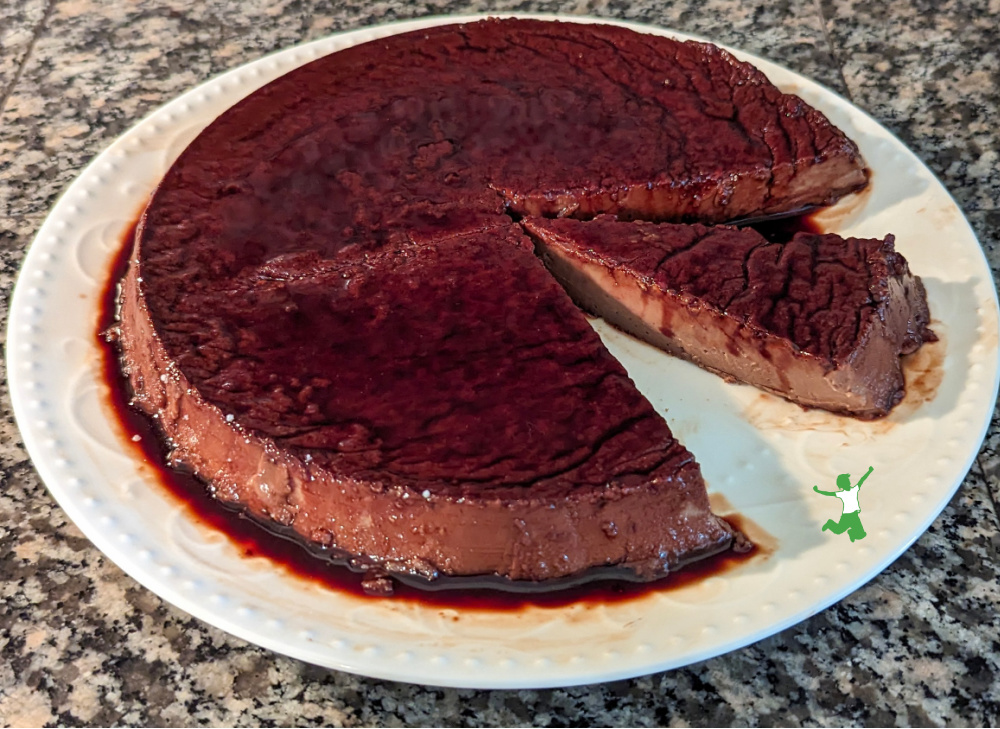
(814, 466, 873, 542)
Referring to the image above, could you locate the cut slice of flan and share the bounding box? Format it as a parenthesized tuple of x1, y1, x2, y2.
(524, 216, 934, 419)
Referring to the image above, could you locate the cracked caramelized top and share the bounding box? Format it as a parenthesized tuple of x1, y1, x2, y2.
(136, 18, 868, 492)
(524, 215, 919, 363)
(142, 221, 692, 493)
(140, 19, 865, 281)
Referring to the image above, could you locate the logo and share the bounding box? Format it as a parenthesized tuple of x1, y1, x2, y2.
(813, 466, 873, 542)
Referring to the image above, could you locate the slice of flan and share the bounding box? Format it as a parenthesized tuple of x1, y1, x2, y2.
(524, 216, 934, 419)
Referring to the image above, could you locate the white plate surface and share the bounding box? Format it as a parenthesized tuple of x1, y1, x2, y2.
(8, 14, 1000, 689)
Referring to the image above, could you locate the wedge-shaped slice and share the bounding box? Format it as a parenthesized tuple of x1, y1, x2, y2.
(120, 221, 737, 588)
(524, 216, 934, 419)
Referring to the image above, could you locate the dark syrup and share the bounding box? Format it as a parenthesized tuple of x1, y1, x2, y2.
(99, 220, 772, 610)
(742, 210, 824, 242)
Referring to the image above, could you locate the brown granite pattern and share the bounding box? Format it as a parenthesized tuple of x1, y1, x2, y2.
(1, 0, 999, 725)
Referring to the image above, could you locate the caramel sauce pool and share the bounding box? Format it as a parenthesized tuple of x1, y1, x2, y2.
(99, 220, 771, 610)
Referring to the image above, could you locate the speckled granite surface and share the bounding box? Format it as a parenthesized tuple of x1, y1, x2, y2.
(1, 0, 999, 725)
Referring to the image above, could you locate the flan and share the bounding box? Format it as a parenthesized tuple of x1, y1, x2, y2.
(115, 18, 886, 590)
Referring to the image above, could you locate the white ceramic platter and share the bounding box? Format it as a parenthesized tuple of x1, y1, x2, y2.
(8, 14, 999, 689)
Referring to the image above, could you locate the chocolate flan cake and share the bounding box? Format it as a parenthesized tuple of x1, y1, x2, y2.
(524, 216, 934, 419)
(116, 18, 904, 590)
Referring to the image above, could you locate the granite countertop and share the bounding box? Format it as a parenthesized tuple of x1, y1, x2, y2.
(1, 0, 999, 725)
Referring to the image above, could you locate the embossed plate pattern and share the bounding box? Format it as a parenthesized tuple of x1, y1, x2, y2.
(8, 14, 1000, 689)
